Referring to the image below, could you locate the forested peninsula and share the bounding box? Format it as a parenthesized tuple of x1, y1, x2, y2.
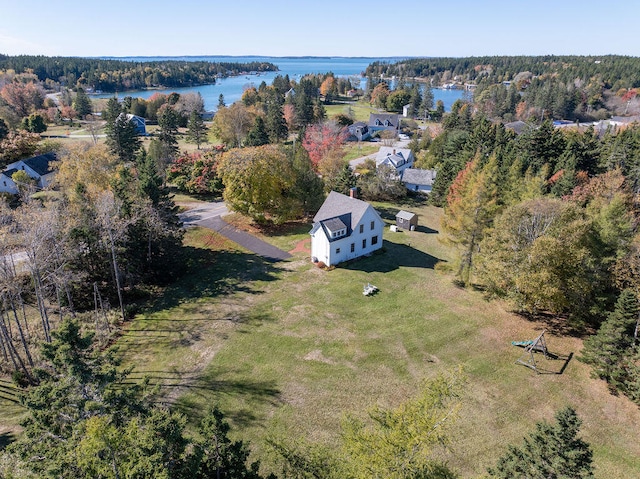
(0, 55, 278, 92)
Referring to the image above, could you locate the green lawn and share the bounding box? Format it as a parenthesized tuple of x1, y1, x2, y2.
(112, 201, 640, 478)
(324, 101, 380, 123)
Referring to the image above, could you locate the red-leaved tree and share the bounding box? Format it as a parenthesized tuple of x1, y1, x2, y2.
(302, 121, 349, 171)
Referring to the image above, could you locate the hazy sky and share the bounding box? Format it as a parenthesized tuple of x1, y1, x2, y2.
(1, 0, 638, 58)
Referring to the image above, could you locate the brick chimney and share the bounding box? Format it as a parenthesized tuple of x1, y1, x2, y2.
(393, 149, 396, 155)
(349, 187, 357, 199)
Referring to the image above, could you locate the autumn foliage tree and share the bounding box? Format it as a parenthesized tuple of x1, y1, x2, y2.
(0, 81, 44, 118)
(167, 148, 224, 195)
(220, 144, 320, 224)
(302, 121, 348, 171)
(441, 155, 499, 285)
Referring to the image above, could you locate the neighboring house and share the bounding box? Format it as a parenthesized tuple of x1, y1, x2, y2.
(0, 169, 19, 194)
(347, 122, 370, 141)
(396, 210, 418, 231)
(310, 190, 384, 266)
(2, 152, 57, 193)
(368, 113, 400, 136)
(375, 147, 414, 175)
(401, 168, 437, 193)
(125, 114, 147, 135)
(504, 120, 527, 135)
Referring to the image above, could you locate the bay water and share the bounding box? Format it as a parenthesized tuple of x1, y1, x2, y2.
(94, 56, 466, 112)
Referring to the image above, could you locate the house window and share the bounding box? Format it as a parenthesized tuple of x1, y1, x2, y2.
(350, 243, 355, 253)
(359, 224, 364, 234)
(370, 221, 375, 230)
(336, 247, 341, 254)
(362, 239, 367, 248)
(372, 235, 378, 245)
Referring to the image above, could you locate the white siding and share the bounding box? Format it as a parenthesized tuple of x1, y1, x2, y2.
(311, 206, 384, 266)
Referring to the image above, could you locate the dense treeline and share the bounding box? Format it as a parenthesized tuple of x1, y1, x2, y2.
(366, 55, 640, 90)
(366, 55, 640, 121)
(424, 102, 640, 404)
(0, 54, 278, 92)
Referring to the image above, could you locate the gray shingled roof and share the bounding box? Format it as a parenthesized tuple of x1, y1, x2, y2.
(313, 191, 372, 230)
(401, 168, 436, 186)
(376, 147, 412, 168)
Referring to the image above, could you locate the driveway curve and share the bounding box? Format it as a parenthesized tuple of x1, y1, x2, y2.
(178, 201, 291, 262)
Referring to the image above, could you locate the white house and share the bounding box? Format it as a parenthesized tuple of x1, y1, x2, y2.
(375, 147, 414, 175)
(0, 152, 57, 194)
(401, 168, 437, 193)
(0, 170, 19, 194)
(310, 190, 384, 266)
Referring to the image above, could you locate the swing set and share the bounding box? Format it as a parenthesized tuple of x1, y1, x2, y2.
(512, 330, 549, 374)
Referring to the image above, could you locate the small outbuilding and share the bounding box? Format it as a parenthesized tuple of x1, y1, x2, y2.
(396, 210, 418, 231)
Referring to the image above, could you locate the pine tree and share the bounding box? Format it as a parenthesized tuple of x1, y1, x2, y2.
(580, 289, 638, 386)
(488, 406, 594, 479)
(73, 87, 93, 118)
(245, 116, 270, 147)
(106, 112, 141, 162)
(157, 105, 180, 159)
(185, 109, 208, 149)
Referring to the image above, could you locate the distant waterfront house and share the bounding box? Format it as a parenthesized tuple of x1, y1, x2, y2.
(310, 190, 384, 266)
(368, 113, 400, 136)
(401, 168, 437, 193)
(1, 152, 57, 194)
(348, 122, 370, 141)
(125, 114, 147, 135)
(375, 147, 414, 175)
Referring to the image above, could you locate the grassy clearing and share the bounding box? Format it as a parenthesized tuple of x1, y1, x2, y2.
(324, 101, 379, 123)
(112, 200, 640, 478)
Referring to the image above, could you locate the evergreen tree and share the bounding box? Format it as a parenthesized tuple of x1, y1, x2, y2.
(185, 109, 209, 149)
(218, 93, 226, 108)
(21, 113, 47, 133)
(264, 90, 288, 143)
(157, 104, 180, 159)
(330, 162, 358, 196)
(580, 289, 638, 386)
(73, 87, 92, 118)
(488, 406, 594, 479)
(106, 112, 141, 162)
(245, 116, 270, 147)
(0, 118, 9, 140)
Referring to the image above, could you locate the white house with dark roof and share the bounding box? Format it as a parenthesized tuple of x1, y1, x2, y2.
(1, 152, 57, 194)
(375, 147, 414, 175)
(310, 190, 384, 266)
(401, 168, 437, 193)
(368, 113, 400, 136)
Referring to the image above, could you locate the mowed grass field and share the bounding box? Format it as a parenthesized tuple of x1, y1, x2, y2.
(113, 200, 640, 478)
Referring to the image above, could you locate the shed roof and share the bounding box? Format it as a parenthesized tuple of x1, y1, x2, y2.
(396, 210, 417, 221)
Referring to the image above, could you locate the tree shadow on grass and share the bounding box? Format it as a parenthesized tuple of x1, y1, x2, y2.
(513, 310, 586, 338)
(342, 240, 443, 273)
(142, 246, 284, 314)
(0, 432, 16, 450)
(126, 368, 282, 429)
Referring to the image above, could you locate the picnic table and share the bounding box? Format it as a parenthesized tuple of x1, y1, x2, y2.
(363, 283, 378, 296)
